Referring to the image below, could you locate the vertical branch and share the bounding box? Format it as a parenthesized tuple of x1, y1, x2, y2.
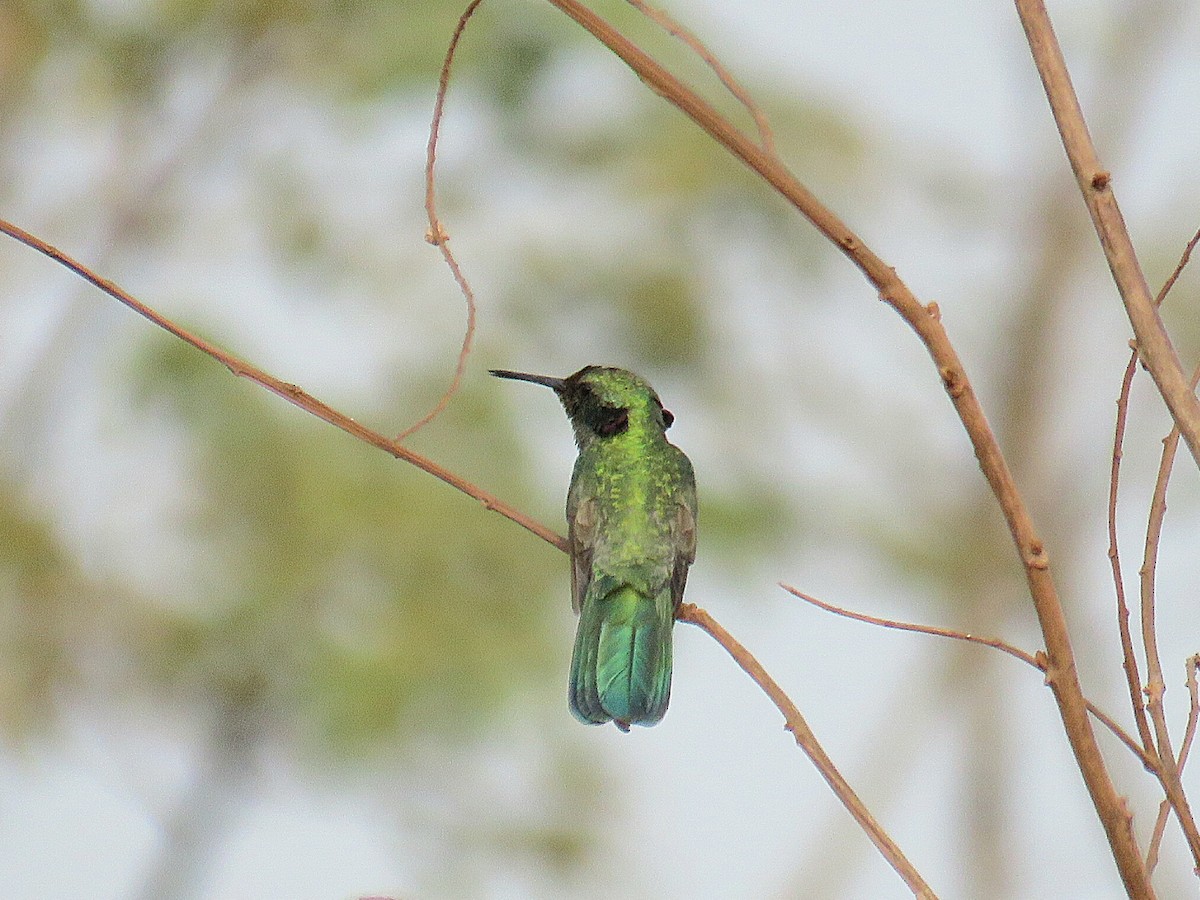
(1108, 228, 1200, 768)
(1139, 361, 1200, 868)
(1108, 353, 1157, 760)
(400, 0, 488, 441)
(1012, 0, 1200, 471)
(1180, 656, 1200, 799)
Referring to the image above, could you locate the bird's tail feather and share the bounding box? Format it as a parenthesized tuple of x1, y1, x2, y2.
(570, 584, 673, 727)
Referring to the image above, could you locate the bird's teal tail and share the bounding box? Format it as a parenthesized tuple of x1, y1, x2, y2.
(570, 584, 673, 729)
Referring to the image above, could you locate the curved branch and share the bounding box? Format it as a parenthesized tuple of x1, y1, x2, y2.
(401, 0, 487, 440)
(536, 0, 1148, 892)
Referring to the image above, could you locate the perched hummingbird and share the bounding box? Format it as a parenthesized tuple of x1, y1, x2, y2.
(491, 366, 698, 730)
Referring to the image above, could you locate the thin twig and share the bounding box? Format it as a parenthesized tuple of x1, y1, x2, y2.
(1013, 0, 1200, 475)
(780, 585, 1153, 770)
(677, 603, 937, 899)
(1180, 656, 1200, 795)
(1153, 229, 1200, 309)
(1107, 228, 1200, 775)
(1139, 357, 1200, 868)
(1109, 352, 1157, 761)
(538, 0, 1147, 891)
(0, 218, 567, 554)
(400, 0, 487, 441)
(624, 0, 776, 155)
(1148, 655, 1200, 873)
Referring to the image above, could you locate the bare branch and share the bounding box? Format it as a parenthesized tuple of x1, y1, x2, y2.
(780, 585, 1153, 771)
(1148, 655, 1200, 873)
(1109, 351, 1158, 761)
(1139, 358, 1200, 868)
(3, 215, 932, 891)
(677, 603, 937, 899)
(1179, 656, 1200, 791)
(1153, 230, 1200, 309)
(624, 0, 776, 155)
(1108, 227, 1200, 783)
(0, 218, 567, 555)
(1012, 0, 1200, 473)
(400, 0, 488, 440)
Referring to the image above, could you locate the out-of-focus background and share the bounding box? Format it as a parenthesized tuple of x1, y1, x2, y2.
(2, 1, 1199, 897)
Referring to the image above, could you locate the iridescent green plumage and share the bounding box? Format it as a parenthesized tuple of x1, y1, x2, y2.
(491, 366, 697, 730)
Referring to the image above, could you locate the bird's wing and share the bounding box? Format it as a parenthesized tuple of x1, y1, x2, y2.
(670, 459, 698, 608)
(568, 495, 598, 614)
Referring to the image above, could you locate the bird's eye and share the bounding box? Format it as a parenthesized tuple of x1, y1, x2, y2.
(661, 408, 674, 429)
(597, 409, 629, 437)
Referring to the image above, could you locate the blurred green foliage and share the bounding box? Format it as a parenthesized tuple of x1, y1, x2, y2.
(126, 337, 565, 755)
(0, 480, 90, 741)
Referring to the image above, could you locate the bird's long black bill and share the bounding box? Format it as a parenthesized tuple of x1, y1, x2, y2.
(489, 369, 566, 391)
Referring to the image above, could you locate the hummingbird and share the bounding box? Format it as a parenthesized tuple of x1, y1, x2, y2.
(491, 366, 698, 730)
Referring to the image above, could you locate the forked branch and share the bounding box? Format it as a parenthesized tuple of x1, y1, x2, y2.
(1148, 656, 1200, 872)
(780, 585, 1153, 770)
(1138, 359, 1200, 867)
(1108, 227, 1200, 871)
